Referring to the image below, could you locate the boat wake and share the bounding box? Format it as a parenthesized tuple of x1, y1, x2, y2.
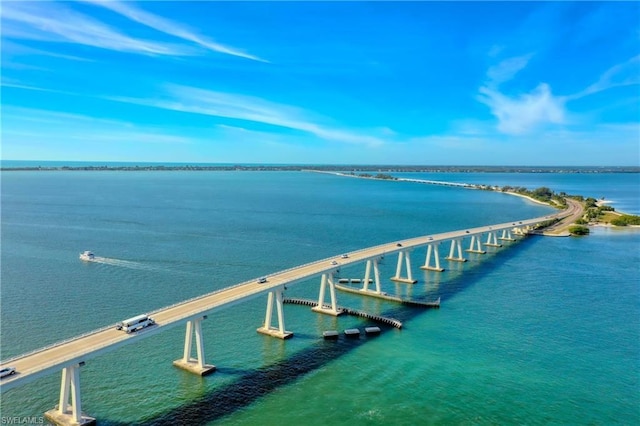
(91, 257, 157, 271)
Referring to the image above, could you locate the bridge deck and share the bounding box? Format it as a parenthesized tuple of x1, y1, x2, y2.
(0, 210, 573, 392)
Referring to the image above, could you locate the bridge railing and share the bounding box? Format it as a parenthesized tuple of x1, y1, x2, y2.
(1, 212, 564, 365)
(0, 323, 116, 365)
(147, 256, 341, 316)
(0, 260, 334, 364)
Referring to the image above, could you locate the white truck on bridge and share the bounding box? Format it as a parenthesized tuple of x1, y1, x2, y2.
(116, 314, 155, 333)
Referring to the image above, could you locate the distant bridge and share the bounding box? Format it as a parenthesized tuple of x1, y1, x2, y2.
(1, 207, 572, 425)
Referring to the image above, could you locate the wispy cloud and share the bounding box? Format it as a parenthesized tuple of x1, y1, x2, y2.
(1, 79, 69, 94)
(2, 106, 196, 145)
(109, 84, 387, 147)
(84, 0, 267, 62)
(566, 55, 640, 100)
(1, 40, 94, 62)
(485, 53, 533, 86)
(479, 54, 566, 135)
(1, 1, 196, 56)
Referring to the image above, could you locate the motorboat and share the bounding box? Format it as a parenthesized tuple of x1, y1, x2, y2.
(79, 251, 96, 261)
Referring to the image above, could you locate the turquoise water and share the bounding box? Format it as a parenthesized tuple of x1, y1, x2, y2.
(1, 171, 638, 425)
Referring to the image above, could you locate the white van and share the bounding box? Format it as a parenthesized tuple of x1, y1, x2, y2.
(116, 314, 155, 333)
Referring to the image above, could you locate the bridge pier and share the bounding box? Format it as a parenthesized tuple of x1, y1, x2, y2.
(312, 273, 343, 316)
(499, 229, 516, 241)
(466, 234, 486, 254)
(391, 250, 417, 283)
(258, 287, 293, 339)
(446, 238, 467, 262)
(484, 231, 502, 247)
(421, 243, 444, 271)
(361, 258, 382, 294)
(44, 363, 95, 426)
(173, 317, 216, 376)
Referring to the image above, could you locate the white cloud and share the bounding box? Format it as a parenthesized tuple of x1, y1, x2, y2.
(486, 54, 533, 86)
(567, 55, 640, 100)
(1, 106, 195, 145)
(1, 40, 94, 62)
(109, 84, 387, 147)
(1, 1, 196, 56)
(84, 0, 267, 62)
(479, 83, 565, 135)
(1, 80, 69, 94)
(479, 54, 566, 135)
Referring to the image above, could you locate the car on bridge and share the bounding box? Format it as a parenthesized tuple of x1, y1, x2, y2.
(257, 277, 268, 284)
(0, 366, 16, 378)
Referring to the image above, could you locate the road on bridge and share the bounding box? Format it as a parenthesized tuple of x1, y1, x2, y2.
(0, 212, 565, 392)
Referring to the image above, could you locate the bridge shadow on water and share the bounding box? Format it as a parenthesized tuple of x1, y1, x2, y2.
(410, 236, 534, 303)
(137, 338, 366, 426)
(387, 239, 536, 325)
(107, 237, 535, 425)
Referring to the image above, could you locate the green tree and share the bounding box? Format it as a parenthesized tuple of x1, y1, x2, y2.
(611, 215, 640, 226)
(569, 225, 590, 235)
(533, 187, 553, 199)
(585, 198, 598, 208)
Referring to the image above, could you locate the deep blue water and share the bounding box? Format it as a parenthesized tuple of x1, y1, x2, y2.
(1, 171, 638, 425)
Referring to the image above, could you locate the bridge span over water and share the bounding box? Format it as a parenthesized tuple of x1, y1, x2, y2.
(1, 209, 570, 425)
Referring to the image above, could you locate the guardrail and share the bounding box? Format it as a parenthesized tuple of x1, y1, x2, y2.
(0, 257, 342, 365)
(0, 211, 562, 366)
(0, 324, 116, 365)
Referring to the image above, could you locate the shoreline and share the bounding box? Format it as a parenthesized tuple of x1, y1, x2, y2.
(320, 170, 640, 232)
(502, 191, 554, 207)
(2, 164, 639, 173)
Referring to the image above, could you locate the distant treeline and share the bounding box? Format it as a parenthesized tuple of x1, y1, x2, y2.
(2, 165, 639, 173)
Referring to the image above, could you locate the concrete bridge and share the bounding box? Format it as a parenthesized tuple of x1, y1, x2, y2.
(0, 210, 569, 425)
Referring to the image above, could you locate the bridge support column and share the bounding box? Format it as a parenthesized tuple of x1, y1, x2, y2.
(499, 229, 515, 241)
(391, 250, 417, 283)
(446, 239, 467, 262)
(258, 287, 293, 339)
(173, 317, 216, 376)
(421, 243, 444, 271)
(484, 231, 502, 247)
(361, 258, 382, 293)
(313, 273, 343, 316)
(466, 234, 486, 254)
(44, 363, 95, 426)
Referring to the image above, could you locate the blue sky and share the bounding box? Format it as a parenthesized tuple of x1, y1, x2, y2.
(1, 1, 639, 165)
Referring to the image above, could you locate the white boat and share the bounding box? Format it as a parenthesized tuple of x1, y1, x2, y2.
(79, 251, 96, 261)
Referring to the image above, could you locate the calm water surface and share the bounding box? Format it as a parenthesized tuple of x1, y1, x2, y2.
(1, 171, 638, 425)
